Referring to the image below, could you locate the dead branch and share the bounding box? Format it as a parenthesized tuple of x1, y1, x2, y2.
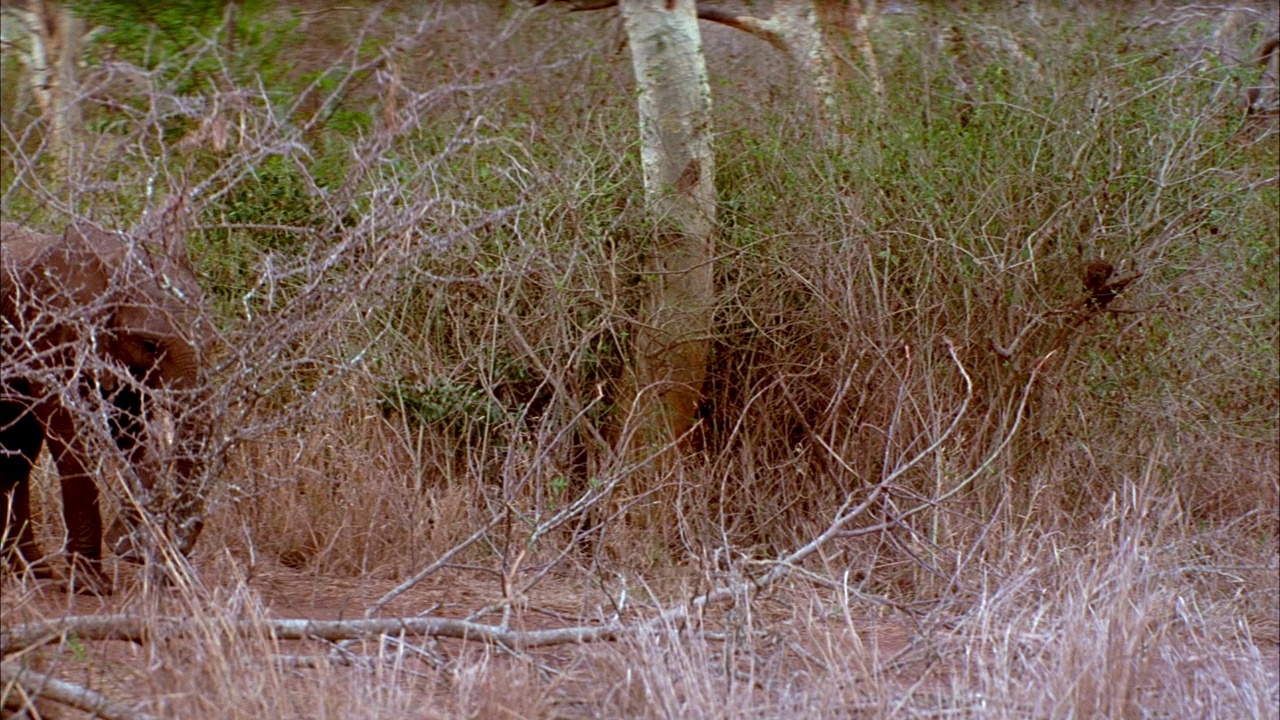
(0, 614, 627, 657)
(1, 662, 157, 720)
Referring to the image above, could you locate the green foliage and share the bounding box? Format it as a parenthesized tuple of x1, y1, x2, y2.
(223, 155, 326, 235)
(70, 0, 229, 93)
(72, 1, 227, 53)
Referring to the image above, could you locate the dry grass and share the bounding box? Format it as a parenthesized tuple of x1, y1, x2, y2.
(4, 1, 1278, 718)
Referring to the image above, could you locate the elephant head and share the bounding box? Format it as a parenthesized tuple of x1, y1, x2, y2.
(1, 219, 213, 589)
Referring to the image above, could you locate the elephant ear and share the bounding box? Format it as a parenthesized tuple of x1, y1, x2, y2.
(56, 222, 126, 303)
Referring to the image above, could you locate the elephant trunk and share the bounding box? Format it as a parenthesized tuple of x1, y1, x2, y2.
(162, 340, 211, 556)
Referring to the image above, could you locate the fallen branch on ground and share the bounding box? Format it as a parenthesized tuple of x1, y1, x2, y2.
(1, 662, 157, 720)
(0, 614, 627, 657)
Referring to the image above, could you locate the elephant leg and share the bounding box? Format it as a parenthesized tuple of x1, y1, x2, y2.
(39, 403, 110, 591)
(0, 397, 53, 578)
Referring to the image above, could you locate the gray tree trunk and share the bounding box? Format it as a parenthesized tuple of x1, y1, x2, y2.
(697, 0, 848, 129)
(619, 0, 717, 457)
(4, 1, 85, 176)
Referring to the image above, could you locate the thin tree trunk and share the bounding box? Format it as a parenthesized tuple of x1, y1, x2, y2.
(771, 0, 841, 129)
(619, 0, 716, 460)
(16, 0, 84, 177)
(695, 1, 848, 131)
(815, 0, 884, 107)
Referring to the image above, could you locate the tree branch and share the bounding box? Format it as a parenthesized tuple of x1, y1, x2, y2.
(0, 614, 626, 657)
(1, 662, 157, 720)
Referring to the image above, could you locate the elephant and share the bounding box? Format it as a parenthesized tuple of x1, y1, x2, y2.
(1, 219, 212, 591)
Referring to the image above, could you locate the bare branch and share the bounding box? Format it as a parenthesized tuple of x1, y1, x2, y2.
(1, 662, 157, 720)
(1, 614, 626, 657)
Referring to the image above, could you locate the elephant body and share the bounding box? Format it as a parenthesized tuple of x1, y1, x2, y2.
(1, 220, 211, 590)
